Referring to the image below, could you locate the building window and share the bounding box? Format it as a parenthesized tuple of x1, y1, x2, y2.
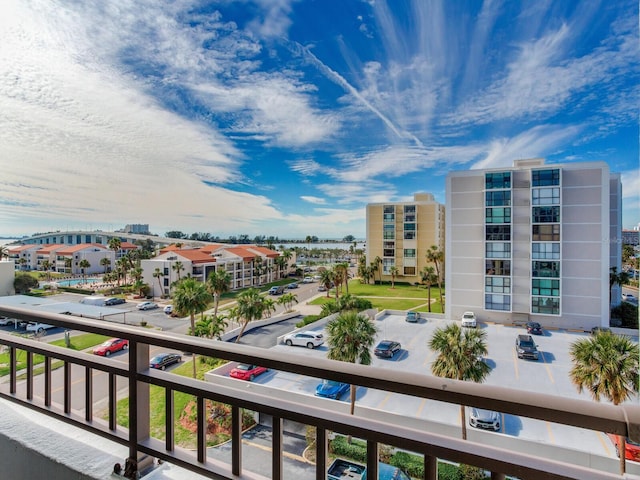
(383, 213, 395, 222)
(532, 206, 560, 223)
(532, 296, 560, 314)
(404, 266, 416, 276)
(485, 207, 511, 224)
(404, 249, 416, 258)
(485, 172, 511, 189)
(404, 231, 416, 240)
(486, 225, 511, 241)
(532, 279, 560, 296)
(485, 277, 511, 293)
(383, 205, 394, 214)
(485, 293, 511, 311)
(85, 235, 91, 243)
(485, 190, 511, 206)
(532, 187, 560, 205)
(532, 169, 560, 187)
(382, 258, 395, 274)
(532, 243, 560, 259)
(532, 224, 560, 241)
(404, 223, 416, 231)
(383, 224, 395, 240)
(532, 261, 560, 278)
(163, 267, 169, 275)
(163, 278, 169, 287)
(486, 242, 511, 259)
(383, 248, 394, 257)
(486, 260, 511, 275)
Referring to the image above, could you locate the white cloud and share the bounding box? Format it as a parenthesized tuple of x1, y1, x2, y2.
(300, 196, 326, 205)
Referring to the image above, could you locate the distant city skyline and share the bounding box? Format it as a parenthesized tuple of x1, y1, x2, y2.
(1, 1, 638, 238)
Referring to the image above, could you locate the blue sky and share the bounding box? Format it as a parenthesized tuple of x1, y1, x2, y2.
(0, 0, 638, 239)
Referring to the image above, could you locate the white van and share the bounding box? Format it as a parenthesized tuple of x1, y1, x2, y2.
(80, 296, 108, 306)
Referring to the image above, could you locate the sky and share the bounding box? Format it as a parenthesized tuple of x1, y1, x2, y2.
(0, 0, 638, 240)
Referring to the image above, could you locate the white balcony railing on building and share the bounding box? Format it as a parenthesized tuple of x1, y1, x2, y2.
(0, 305, 637, 480)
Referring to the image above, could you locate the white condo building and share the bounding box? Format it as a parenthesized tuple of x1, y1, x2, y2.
(445, 158, 622, 331)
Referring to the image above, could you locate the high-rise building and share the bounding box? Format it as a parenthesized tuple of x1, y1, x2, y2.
(445, 158, 621, 331)
(366, 193, 445, 285)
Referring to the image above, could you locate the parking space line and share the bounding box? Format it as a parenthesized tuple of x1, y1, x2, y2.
(512, 350, 519, 380)
(539, 351, 555, 383)
(598, 431, 612, 456)
(545, 422, 555, 443)
(377, 392, 392, 410)
(417, 398, 427, 417)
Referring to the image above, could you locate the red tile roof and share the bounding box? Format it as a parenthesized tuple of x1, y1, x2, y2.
(36, 244, 66, 254)
(56, 243, 109, 255)
(173, 250, 216, 264)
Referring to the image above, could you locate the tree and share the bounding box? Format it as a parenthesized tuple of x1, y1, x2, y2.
(335, 262, 350, 295)
(64, 257, 72, 274)
(389, 266, 399, 288)
(41, 259, 52, 281)
(14, 273, 38, 293)
(207, 269, 231, 317)
(428, 324, 491, 440)
(319, 268, 336, 298)
(108, 237, 121, 257)
(278, 292, 298, 312)
(100, 257, 111, 274)
(173, 278, 212, 378)
(570, 331, 639, 474)
(374, 256, 382, 283)
(172, 261, 185, 282)
(235, 288, 266, 343)
(152, 268, 164, 299)
(610, 267, 631, 306)
(0, 245, 8, 260)
(326, 311, 378, 415)
(78, 259, 91, 283)
(426, 245, 444, 309)
(18, 257, 27, 270)
(193, 314, 228, 340)
(420, 266, 438, 313)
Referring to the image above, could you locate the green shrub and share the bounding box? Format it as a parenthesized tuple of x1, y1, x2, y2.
(295, 314, 322, 328)
(329, 435, 367, 463)
(611, 302, 639, 329)
(390, 451, 423, 478)
(438, 462, 461, 480)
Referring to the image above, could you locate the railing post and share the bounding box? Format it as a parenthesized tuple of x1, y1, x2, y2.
(63, 361, 71, 413)
(165, 388, 174, 452)
(9, 346, 16, 394)
(128, 341, 151, 474)
(272, 415, 283, 480)
(85, 366, 93, 422)
(425, 454, 438, 480)
(44, 357, 51, 407)
(232, 405, 242, 476)
(316, 427, 327, 480)
(491, 472, 506, 480)
(367, 440, 378, 480)
(26, 351, 33, 400)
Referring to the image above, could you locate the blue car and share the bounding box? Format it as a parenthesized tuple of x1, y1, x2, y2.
(315, 380, 349, 399)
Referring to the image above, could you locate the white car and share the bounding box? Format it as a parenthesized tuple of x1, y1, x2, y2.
(137, 301, 158, 311)
(469, 407, 501, 431)
(26, 322, 55, 333)
(283, 330, 324, 349)
(163, 305, 173, 314)
(622, 293, 636, 302)
(0, 316, 15, 326)
(461, 311, 477, 328)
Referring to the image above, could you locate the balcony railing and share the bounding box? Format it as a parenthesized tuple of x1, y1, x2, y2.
(0, 304, 638, 480)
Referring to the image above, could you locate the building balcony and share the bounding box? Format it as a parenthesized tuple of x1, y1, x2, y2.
(0, 304, 637, 480)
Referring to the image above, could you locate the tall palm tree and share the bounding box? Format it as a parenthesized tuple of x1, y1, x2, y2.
(18, 257, 27, 270)
(428, 324, 491, 440)
(374, 256, 382, 283)
(335, 262, 350, 295)
(319, 268, 336, 298)
(426, 245, 444, 309)
(235, 288, 266, 343)
(282, 249, 293, 274)
(207, 269, 231, 317)
(100, 257, 111, 274)
(172, 261, 185, 282)
(64, 257, 72, 274)
(173, 278, 212, 378)
(326, 311, 378, 415)
(278, 292, 298, 312)
(389, 266, 399, 288)
(152, 268, 164, 299)
(41, 259, 52, 281)
(610, 267, 631, 306)
(108, 237, 121, 258)
(570, 331, 639, 474)
(78, 259, 91, 283)
(420, 266, 438, 313)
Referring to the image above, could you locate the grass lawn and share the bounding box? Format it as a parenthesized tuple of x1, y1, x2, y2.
(0, 333, 109, 377)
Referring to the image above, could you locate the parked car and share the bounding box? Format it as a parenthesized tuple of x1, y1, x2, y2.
(405, 311, 419, 323)
(287, 282, 298, 289)
(315, 379, 349, 399)
(515, 334, 539, 360)
(137, 301, 158, 311)
(327, 459, 411, 480)
(622, 293, 636, 302)
(149, 353, 182, 370)
(163, 305, 173, 315)
(469, 407, 501, 431)
(374, 340, 402, 358)
(526, 321, 543, 335)
(26, 322, 55, 334)
(283, 330, 324, 349)
(104, 297, 126, 306)
(317, 285, 327, 292)
(0, 316, 15, 326)
(461, 311, 477, 328)
(302, 277, 313, 284)
(93, 338, 129, 356)
(229, 364, 268, 381)
(607, 433, 640, 462)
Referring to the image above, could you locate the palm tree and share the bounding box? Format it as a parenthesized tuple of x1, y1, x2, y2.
(326, 310, 378, 415)
(64, 257, 72, 275)
(278, 292, 298, 312)
(420, 266, 438, 313)
(282, 249, 293, 274)
(426, 245, 444, 309)
(0, 245, 8, 260)
(41, 259, 52, 281)
(334, 262, 350, 295)
(610, 267, 631, 306)
(235, 288, 266, 343)
(152, 268, 164, 299)
(428, 324, 491, 440)
(193, 314, 228, 340)
(374, 256, 382, 283)
(389, 266, 399, 288)
(100, 257, 111, 274)
(172, 261, 185, 282)
(108, 237, 121, 258)
(78, 259, 91, 283)
(173, 278, 212, 378)
(18, 257, 27, 270)
(319, 268, 335, 298)
(207, 269, 231, 317)
(570, 331, 639, 474)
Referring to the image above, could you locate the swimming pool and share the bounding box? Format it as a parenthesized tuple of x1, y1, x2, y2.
(55, 278, 101, 287)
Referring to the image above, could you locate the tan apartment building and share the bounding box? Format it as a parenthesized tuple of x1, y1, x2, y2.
(366, 193, 445, 285)
(445, 158, 622, 331)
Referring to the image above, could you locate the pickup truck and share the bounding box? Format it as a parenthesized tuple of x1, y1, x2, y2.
(26, 322, 56, 334)
(327, 458, 411, 480)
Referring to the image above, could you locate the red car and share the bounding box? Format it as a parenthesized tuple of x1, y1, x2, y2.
(229, 363, 268, 381)
(608, 433, 640, 462)
(93, 338, 129, 356)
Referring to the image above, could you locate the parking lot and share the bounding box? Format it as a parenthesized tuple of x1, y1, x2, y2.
(233, 313, 640, 461)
